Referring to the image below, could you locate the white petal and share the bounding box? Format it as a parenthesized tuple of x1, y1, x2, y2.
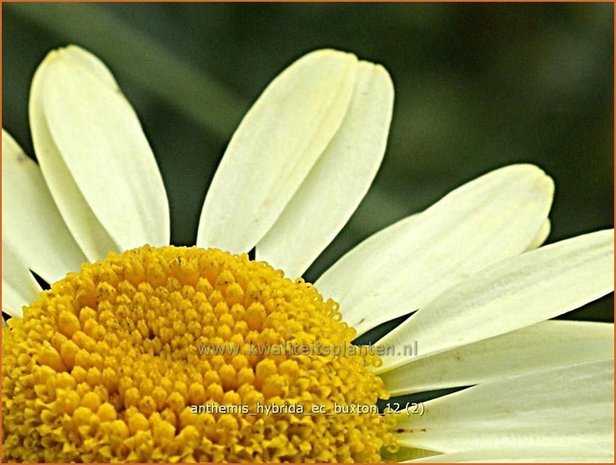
(255, 61, 394, 277)
(376, 229, 613, 372)
(2, 130, 86, 284)
(526, 218, 550, 250)
(385, 447, 441, 462)
(316, 165, 554, 335)
(30, 45, 169, 260)
(409, 449, 613, 463)
(2, 240, 41, 317)
(381, 320, 613, 395)
(395, 359, 613, 454)
(197, 49, 358, 253)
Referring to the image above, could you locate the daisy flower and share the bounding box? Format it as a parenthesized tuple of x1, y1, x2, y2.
(2, 45, 613, 463)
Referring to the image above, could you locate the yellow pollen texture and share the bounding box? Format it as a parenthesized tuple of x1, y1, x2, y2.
(3, 246, 396, 462)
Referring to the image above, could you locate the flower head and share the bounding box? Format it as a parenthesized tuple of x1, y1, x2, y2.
(3, 46, 613, 463)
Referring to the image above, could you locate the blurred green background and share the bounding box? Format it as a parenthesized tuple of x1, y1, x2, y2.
(3, 3, 613, 321)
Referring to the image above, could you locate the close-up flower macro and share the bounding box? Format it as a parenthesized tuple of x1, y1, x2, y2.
(2, 3, 614, 464)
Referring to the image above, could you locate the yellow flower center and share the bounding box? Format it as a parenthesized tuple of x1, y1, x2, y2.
(3, 245, 397, 462)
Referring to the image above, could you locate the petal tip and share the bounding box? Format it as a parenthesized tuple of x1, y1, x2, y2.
(499, 163, 555, 202)
(291, 48, 359, 75)
(34, 44, 117, 91)
(360, 59, 394, 83)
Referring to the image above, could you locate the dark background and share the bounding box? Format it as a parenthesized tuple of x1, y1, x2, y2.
(4, 3, 613, 322)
